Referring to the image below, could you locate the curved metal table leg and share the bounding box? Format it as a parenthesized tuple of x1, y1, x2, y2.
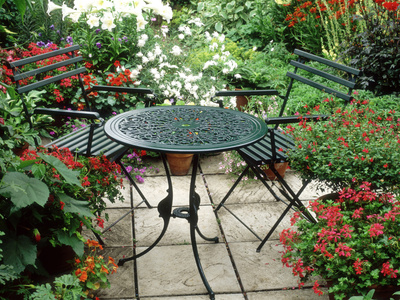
(118, 154, 173, 266)
(188, 154, 216, 300)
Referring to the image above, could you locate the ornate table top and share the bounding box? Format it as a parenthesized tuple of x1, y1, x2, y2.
(104, 106, 267, 154)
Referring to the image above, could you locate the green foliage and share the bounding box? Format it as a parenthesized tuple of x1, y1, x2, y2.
(233, 42, 292, 89)
(287, 99, 400, 192)
(30, 274, 87, 300)
(340, 1, 400, 96)
(0, 230, 18, 285)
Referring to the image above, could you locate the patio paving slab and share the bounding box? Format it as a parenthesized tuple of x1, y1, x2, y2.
(216, 202, 292, 242)
(130, 174, 211, 208)
(97, 247, 135, 299)
(227, 241, 305, 292)
(135, 243, 242, 297)
(133, 205, 220, 247)
(93, 152, 332, 300)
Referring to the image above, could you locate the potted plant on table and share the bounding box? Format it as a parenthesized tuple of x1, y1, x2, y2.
(280, 182, 400, 299)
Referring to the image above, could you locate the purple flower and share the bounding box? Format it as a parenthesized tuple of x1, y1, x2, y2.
(96, 42, 102, 49)
(50, 131, 55, 136)
(123, 36, 128, 42)
(118, 38, 122, 42)
(135, 175, 144, 183)
(57, 30, 60, 34)
(66, 36, 73, 44)
(36, 41, 45, 47)
(125, 166, 133, 173)
(38, 32, 42, 37)
(95, 29, 101, 34)
(50, 24, 55, 30)
(151, 18, 157, 22)
(112, 112, 117, 115)
(45, 41, 53, 48)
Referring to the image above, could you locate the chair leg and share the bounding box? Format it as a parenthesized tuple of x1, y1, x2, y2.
(118, 161, 152, 209)
(214, 165, 250, 211)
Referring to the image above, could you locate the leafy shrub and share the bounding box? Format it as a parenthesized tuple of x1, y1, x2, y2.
(340, 0, 400, 96)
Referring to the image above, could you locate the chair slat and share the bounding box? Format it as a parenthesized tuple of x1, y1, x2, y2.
(290, 60, 356, 89)
(287, 72, 353, 102)
(294, 49, 360, 76)
(9, 45, 80, 68)
(17, 67, 87, 94)
(14, 56, 84, 81)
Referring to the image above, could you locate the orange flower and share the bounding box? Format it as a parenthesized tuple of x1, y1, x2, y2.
(101, 265, 109, 274)
(75, 269, 88, 282)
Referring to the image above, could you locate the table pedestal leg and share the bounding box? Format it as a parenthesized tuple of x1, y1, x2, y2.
(189, 154, 217, 300)
(118, 154, 173, 266)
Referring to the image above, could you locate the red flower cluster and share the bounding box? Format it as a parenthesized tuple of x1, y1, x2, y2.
(280, 182, 400, 296)
(282, 0, 357, 28)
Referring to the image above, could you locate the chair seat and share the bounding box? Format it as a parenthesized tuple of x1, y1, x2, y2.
(45, 125, 127, 158)
(238, 129, 294, 165)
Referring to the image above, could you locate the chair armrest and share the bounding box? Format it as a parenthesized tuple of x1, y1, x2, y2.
(265, 114, 329, 125)
(91, 85, 155, 95)
(34, 108, 101, 119)
(214, 90, 280, 97)
(211, 90, 280, 107)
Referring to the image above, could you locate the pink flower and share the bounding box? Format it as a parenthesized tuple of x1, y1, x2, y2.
(368, 223, 384, 237)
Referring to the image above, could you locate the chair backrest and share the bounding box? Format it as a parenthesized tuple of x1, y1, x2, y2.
(7, 45, 90, 129)
(278, 49, 361, 117)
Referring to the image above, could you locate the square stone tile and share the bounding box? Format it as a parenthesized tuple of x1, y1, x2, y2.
(199, 152, 226, 175)
(96, 247, 135, 299)
(134, 205, 220, 247)
(217, 201, 294, 242)
(98, 208, 135, 246)
(103, 179, 132, 208)
(228, 241, 315, 292)
(136, 243, 241, 297)
(131, 175, 211, 208)
(143, 294, 244, 300)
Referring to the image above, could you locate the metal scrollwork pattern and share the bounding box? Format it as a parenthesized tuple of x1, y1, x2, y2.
(105, 106, 266, 153)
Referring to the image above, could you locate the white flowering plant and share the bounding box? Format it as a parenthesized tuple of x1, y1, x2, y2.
(47, 0, 173, 71)
(126, 18, 241, 106)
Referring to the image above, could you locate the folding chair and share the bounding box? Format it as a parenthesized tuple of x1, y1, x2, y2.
(8, 45, 155, 244)
(212, 49, 361, 252)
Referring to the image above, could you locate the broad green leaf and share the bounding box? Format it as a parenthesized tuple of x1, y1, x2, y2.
(197, 2, 204, 10)
(215, 22, 223, 33)
(31, 164, 46, 178)
(0, 172, 49, 209)
(38, 153, 81, 186)
(56, 230, 84, 257)
(3, 234, 37, 274)
(14, 0, 27, 20)
(235, 6, 244, 13)
(58, 193, 94, 218)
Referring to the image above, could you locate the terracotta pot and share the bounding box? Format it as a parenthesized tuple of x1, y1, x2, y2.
(12, 142, 29, 157)
(235, 88, 250, 112)
(166, 153, 194, 176)
(261, 162, 289, 181)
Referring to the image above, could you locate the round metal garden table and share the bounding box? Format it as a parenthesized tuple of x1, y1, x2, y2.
(104, 105, 267, 300)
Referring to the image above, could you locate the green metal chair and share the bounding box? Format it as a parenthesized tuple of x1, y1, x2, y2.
(8, 45, 155, 243)
(212, 49, 361, 252)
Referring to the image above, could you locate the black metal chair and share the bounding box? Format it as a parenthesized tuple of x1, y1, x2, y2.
(212, 49, 361, 252)
(8, 45, 155, 243)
